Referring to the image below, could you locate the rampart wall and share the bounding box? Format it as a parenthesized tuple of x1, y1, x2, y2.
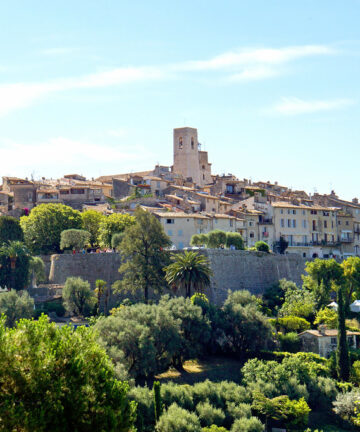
(47, 251, 307, 305)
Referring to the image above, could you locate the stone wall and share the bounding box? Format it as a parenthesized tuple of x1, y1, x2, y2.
(47, 250, 308, 305)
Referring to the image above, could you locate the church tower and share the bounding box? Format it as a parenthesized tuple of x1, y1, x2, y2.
(173, 127, 201, 186)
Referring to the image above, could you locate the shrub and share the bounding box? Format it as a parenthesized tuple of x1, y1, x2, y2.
(190, 234, 208, 247)
(333, 390, 360, 422)
(275, 316, 311, 333)
(206, 230, 227, 248)
(156, 403, 201, 432)
(196, 402, 225, 427)
(111, 232, 125, 250)
(277, 332, 301, 353)
(62, 277, 96, 317)
(60, 229, 90, 250)
(225, 232, 244, 250)
(254, 241, 269, 253)
(202, 426, 229, 432)
(0, 290, 34, 327)
(0, 216, 24, 245)
(230, 417, 264, 432)
(314, 308, 338, 329)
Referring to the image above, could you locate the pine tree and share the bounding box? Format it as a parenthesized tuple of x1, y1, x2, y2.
(336, 284, 350, 381)
(153, 381, 162, 422)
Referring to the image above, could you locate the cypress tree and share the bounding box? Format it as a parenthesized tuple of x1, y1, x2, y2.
(153, 381, 162, 422)
(336, 285, 350, 381)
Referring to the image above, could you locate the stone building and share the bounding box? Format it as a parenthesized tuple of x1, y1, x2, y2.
(1, 177, 36, 210)
(172, 127, 212, 187)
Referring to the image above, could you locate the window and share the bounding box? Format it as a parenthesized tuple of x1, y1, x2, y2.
(302, 220, 307, 228)
(203, 174, 205, 180)
(302, 210, 306, 215)
(157, 181, 160, 188)
(324, 220, 328, 228)
(312, 220, 316, 231)
(179, 137, 183, 149)
(191, 137, 194, 149)
(293, 210, 297, 215)
(280, 209, 284, 214)
(292, 219, 296, 228)
(323, 211, 329, 216)
(331, 338, 337, 345)
(166, 219, 174, 224)
(249, 221, 253, 226)
(281, 218, 285, 228)
(311, 210, 318, 215)
(332, 221, 334, 228)
(303, 252, 306, 258)
(202, 165, 205, 169)
(178, 242, 184, 249)
(346, 221, 349, 226)
(167, 230, 173, 236)
(287, 219, 291, 227)
(178, 230, 183, 236)
(230, 219, 233, 227)
(303, 235, 307, 243)
(250, 232, 254, 238)
(287, 209, 291, 214)
(338, 220, 341, 225)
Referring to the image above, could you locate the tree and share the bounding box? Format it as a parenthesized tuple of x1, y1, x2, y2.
(255, 241, 270, 253)
(62, 277, 96, 317)
(164, 251, 213, 298)
(190, 234, 208, 247)
(95, 279, 108, 315)
(206, 230, 226, 249)
(60, 228, 90, 251)
(336, 284, 350, 381)
(314, 307, 338, 329)
(222, 290, 272, 357)
(98, 213, 135, 248)
(263, 280, 286, 314)
(156, 403, 201, 432)
(20, 203, 82, 254)
(0, 215, 24, 245)
(278, 236, 288, 254)
(0, 290, 34, 327)
(342, 256, 360, 313)
(0, 314, 136, 431)
(303, 259, 343, 309)
(154, 381, 163, 422)
(225, 232, 244, 250)
(114, 207, 171, 303)
(81, 210, 105, 247)
(279, 280, 315, 319)
(0, 240, 30, 290)
(28, 256, 46, 288)
(112, 232, 125, 250)
(231, 417, 264, 432)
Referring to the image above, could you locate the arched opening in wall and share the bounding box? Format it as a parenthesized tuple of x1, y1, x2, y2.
(179, 137, 183, 149)
(191, 137, 194, 149)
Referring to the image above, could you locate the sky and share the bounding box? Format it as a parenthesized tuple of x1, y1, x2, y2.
(0, 1, 359, 200)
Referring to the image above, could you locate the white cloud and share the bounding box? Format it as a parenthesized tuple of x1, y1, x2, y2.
(0, 44, 335, 116)
(107, 128, 128, 138)
(270, 97, 355, 115)
(0, 136, 154, 175)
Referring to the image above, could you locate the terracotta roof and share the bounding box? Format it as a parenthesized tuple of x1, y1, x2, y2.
(299, 329, 360, 337)
(154, 211, 209, 219)
(194, 192, 220, 200)
(272, 201, 339, 211)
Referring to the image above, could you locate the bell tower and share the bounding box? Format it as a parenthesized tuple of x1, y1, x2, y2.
(173, 127, 201, 185)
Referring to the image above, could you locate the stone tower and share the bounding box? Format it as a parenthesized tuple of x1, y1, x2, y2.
(173, 127, 201, 186)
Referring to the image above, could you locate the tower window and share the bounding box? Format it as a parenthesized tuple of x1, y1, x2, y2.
(179, 137, 183, 149)
(191, 137, 194, 149)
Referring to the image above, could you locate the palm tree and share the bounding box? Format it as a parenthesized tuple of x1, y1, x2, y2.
(164, 251, 213, 298)
(0, 241, 30, 290)
(94, 279, 107, 315)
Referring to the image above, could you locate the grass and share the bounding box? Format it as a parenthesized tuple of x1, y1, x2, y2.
(155, 355, 243, 385)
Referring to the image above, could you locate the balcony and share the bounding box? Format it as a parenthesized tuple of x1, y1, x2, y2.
(262, 232, 269, 238)
(259, 217, 273, 225)
(275, 240, 341, 248)
(340, 237, 353, 243)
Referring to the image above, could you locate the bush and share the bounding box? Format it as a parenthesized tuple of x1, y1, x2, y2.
(111, 232, 125, 250)
(0, 216, 24, 245)
(254, 241, 269, 253)
(225, 232, 244, 250)
(190, 234, 208, 247)
(202, 426, 229, 432)
(314, 308, 338, 329)
(62, 277, 96, 317)
(156, 403, 201, 432)
(230, 417, 264, 432)
(0, 290, 34, 327)
(60, 229, 90, 250)
(333, 389, 360, 423)
(196, 402, 225, 427)
(206, 230, 227, 249)
(275, 316, 311, 333)
(277, 332, 301, 353)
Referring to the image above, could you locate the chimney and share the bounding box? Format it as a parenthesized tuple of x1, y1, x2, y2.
(353, 198, 359, 204)
(318, 324, 327, 336)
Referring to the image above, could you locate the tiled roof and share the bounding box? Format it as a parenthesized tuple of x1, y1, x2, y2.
(299, 329, 360, 337)
(272, 201, 339, 211)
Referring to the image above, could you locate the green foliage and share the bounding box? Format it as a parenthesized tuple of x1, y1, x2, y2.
(114, 207, 171, 302)
(20, 203, 82, 254)
(35, 300, 65, 318)
(222, 290, 272, 357)
(225, 232, 244, 250)
(206, 230, 227, 248)
(202, 426, 229, 432)
(98, 212, 135, 248)
(277, 332, 301, 353)
(337, 285, 350, 381)
(196, 402, 225, 427)
(263, 281, 286, 314)
(156, 403, 201, 432)
(190, 234, 208, 247)
(95, 279, 109, 315)
(0, 240, 31, 290)
(154, 381, 163, 422)
(279, 280, 315, 319)
(111, 232, 125, 250)
(342, 256, 360, 313)
(252, 392, 310, 429)
(254, 241, 270, 253)
(62, 276, 96, 317)
(0, 290, 34, 327)
(314, 307, 338, 329)
(351, 360, 360, 385)
(165, 251, 213, 298)
(81, 209, 105, 247)
(28, 256, 45, 287)
(0, 314, 136, 431)
(273, 316, 311, 333)
(60, 228, 90, 250)
(0, 215, 24, 245)
(333, 389, 360, 424)
(278, 235, 288, 254)
(230, 417, 264, 432)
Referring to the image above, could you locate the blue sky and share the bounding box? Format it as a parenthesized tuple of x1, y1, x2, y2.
(0, 1, 359, 199)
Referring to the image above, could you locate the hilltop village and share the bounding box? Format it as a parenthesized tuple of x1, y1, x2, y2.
(1, 126, 359, 259)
